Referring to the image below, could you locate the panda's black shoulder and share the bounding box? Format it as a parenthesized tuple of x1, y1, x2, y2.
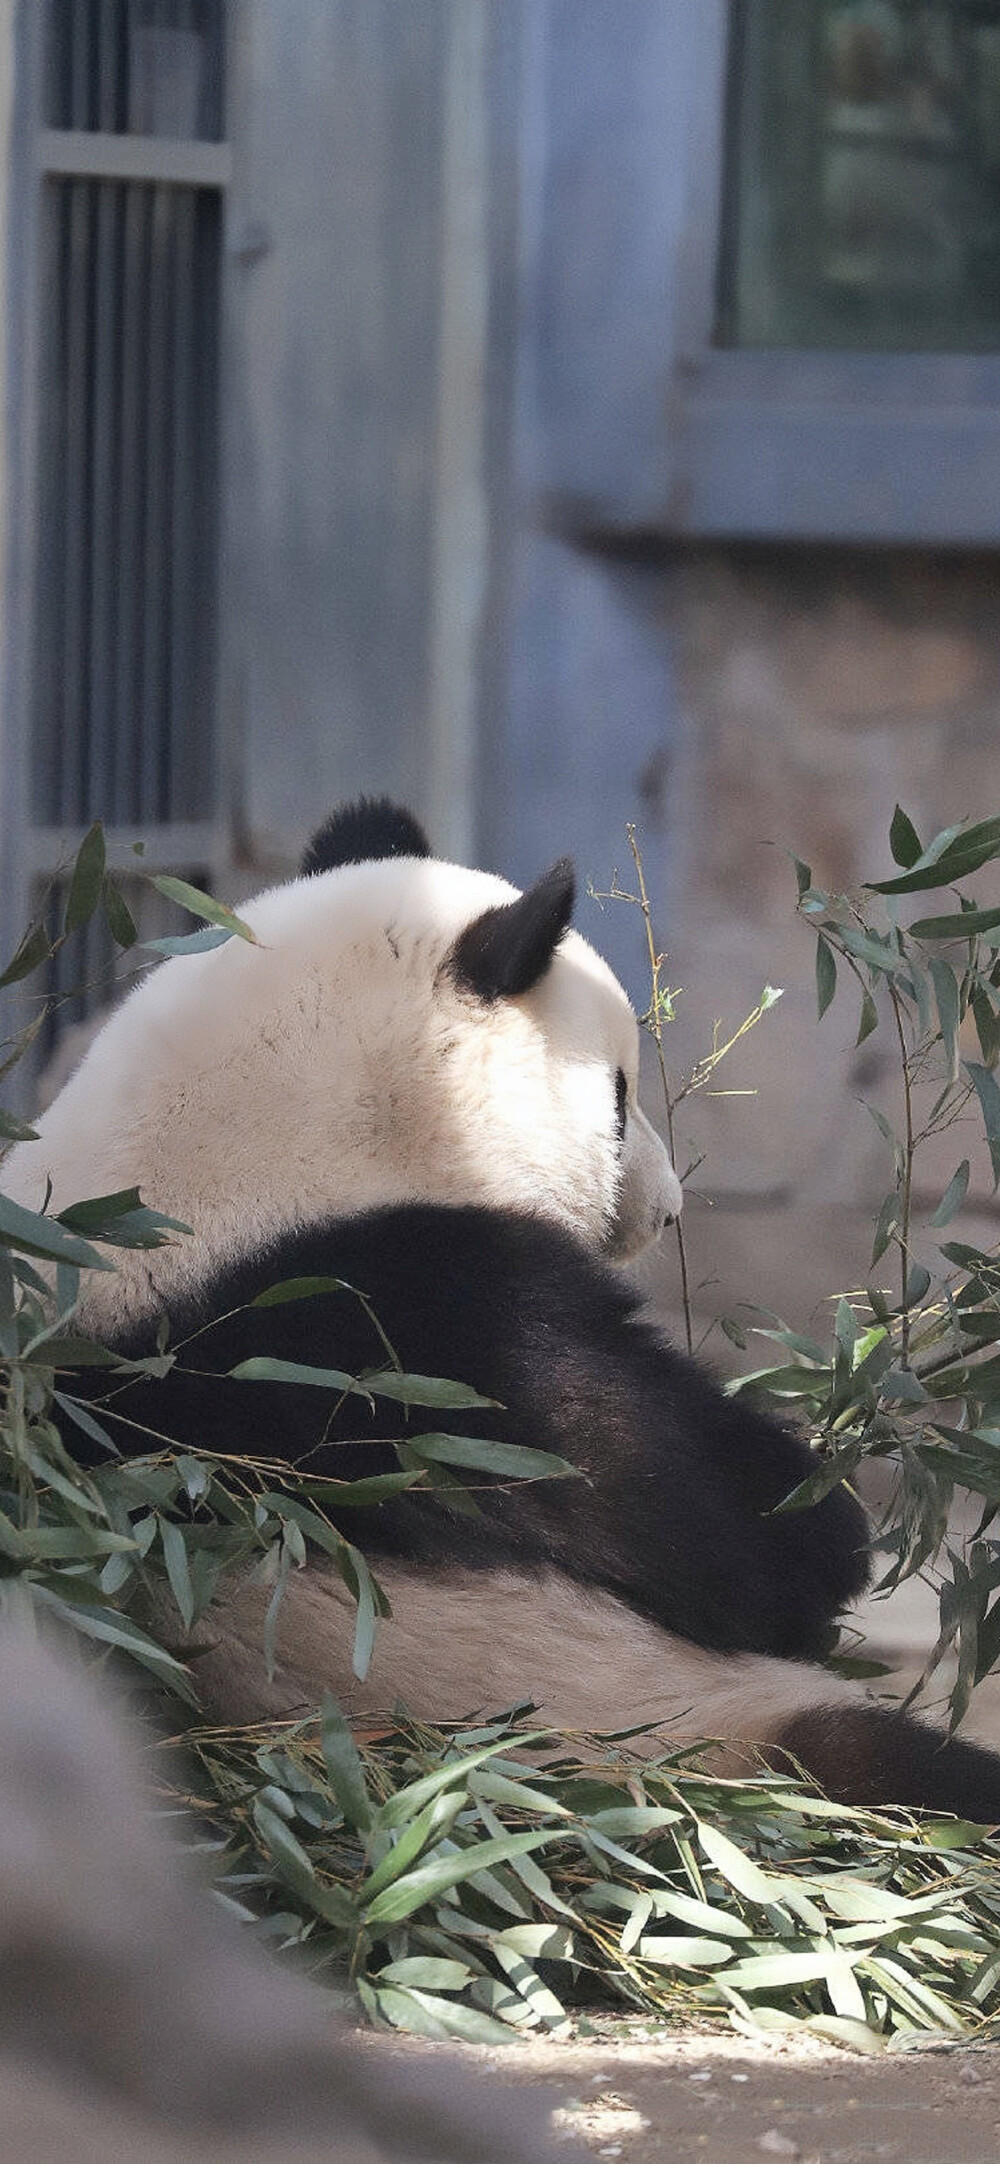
(329, 1205, 641, 1314)
(131, 1204, 646, 1362)
(79, 1203, 869, 1658)
(280, 1204, 651, 1372)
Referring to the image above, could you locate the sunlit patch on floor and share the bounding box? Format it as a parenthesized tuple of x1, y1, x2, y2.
(552, 2088, 650, 2152)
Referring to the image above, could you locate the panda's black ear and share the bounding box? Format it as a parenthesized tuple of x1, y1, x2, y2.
(448, 859, 576, 1001)
(301, 798, 431, 875)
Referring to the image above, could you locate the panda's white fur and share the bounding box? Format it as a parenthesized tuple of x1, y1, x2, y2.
(151, 1561, 860, 1777)
(8, 800, 1000, 1818)
(5, 854, 679, 1340)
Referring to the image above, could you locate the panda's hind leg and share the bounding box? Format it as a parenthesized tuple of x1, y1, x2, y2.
(143, 1557, 1000, 1823)
(145, 1558, 841, 1745)
(770, 1701, 1000, 1820)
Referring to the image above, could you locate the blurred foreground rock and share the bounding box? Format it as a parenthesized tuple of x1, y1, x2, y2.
(0, 1629, 575, 2164)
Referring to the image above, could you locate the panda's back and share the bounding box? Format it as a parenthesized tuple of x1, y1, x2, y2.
(66, 1199, 868, 1666)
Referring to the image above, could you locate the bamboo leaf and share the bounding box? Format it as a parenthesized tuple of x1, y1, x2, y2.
(228, 1356, 496, 1409)
(30, 1586, 198, 1702)
(375, 1958, 472, 1992)
(306, 1470, 426, 1508)
(722, 1949, 842, 1991)
(0, 1109, 39, 1142)
(376, 1738, 549, 1831)
(471, 1769, 574, 1818)
(866, 1103, 905, 1179)
(929, 957, 960, 1081)
(251, 1275, 354, 1308)
(912, 906, 1000, 940)
(824, 1950, 867, 2022)
(726, 1362, 831, 1400)
(141, 928, 233, 957)
(102, 874, 138, 948)
(493, 1924, 574, 1959)
(256, 1493, 347, 1558)
(363, 1794, 467, 1901)
(587, 1805, 683, 1837)
(372, 1986, 517, 2046)
(337, 1541, 382, 1680)
(815, 934, 837, 1019)
(364, 1831, 556, 1925)
(149, 875, 260, 944)
(364, 1372, 499, 1409)
(868, 817, 1000, 894)
(966, 1061, 1000, 1187)
(637, 1933, 735, 1968)
(252, 1799, 356, 1925)
(774, 1439, 863, 1514)
(972, 987, 1000, 1067)
(930, 1161, 970, 1229)
(159, 1515, 195, 1631)
(51, 1390, 119, 1457)
(697, 1823, 773, 1903)
(320, 1695, 374, 1833)
(63, 823, 106, 934)
(58, 1187, 191, 1248)
(790, 855, 813, 896)
(835, 925, 911, 978)
(905, 1262, 932, 1306)
(856, 990, 879, 1046)
(890, 805, 923, 868)
(0, 920, 51, 988)
(404, 1433, 576, 1482)
(0, 1194, 113, 1271)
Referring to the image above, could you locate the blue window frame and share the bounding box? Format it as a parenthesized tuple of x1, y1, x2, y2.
(531, 0, 1000, 546)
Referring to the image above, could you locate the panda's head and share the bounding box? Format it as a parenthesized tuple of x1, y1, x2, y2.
(5, 800, 682, 1322)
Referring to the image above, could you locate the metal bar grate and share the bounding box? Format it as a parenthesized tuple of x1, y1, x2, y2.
(32, 0, 224, 833)
(46, 0, 225, 141)
(32, 174, 221, 825)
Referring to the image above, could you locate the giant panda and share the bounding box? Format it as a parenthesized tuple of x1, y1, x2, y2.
(7, 797, 1000, 1819)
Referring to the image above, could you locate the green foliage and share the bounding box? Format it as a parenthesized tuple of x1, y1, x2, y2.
(591, 835, 782, 1356)
(147, 874, 260, 945)
(187, 1701, 1000, 2049)
(737, 806, 1000, 1735)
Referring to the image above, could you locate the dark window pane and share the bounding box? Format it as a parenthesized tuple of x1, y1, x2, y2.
(720, 0, 1000, 352)
(46, 0, 225, 141)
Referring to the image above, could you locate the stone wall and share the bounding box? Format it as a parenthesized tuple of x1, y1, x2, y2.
(632, 547, 1000, 1349)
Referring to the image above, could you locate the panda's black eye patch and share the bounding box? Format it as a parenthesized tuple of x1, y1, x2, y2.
(615, 1068, 628, 1146)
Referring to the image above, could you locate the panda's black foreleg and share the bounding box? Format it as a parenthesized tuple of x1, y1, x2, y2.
(773, 1702, 1000, 1822)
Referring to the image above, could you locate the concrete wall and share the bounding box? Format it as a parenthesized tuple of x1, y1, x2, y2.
(223, 0, 498, 873)
(223, 2, 446, 858)
(623, 547, 1000, 1342)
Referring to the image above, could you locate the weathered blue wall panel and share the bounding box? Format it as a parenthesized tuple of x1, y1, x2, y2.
(496, 530, 683, 1004)
(483, 0, 694, 976)
(224, 2, 448, 855)
(524, 0, 726, 519)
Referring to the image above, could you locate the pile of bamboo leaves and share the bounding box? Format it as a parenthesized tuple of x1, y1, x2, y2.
(179, 1696, 1000, 2052)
